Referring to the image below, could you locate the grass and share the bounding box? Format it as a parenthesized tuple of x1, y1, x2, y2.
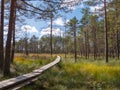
(0, 54, 120, 90)
(0, 54, 55, 80)
(20, 55, 120, 90)
(12, 54, 55, 75)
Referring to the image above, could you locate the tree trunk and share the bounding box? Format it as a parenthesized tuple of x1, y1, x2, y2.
(25, 37, 29, 55)
(11, 2, 16, 63)
(116, 30, 119, 59)
(0, 0, 4, 71)
(64, 18, 67, 58)
(50, 14, 53, 57)
(104, 0, 108, 63)
(93, 27, 97, 60)
(4, 0, 16, 76)
(74, 25, 77, 62)
(84, 31, 87, 59)
(115, 2, 119, 60)
(86, 29, 89, 59)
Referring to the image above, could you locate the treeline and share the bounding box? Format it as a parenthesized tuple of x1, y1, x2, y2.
(78, 0, 120, 61)
(65, 0, 120, 62)
(15, 35, 62, 54)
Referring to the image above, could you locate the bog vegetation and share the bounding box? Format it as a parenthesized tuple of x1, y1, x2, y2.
(0, 0, 120, 90)
(7, 54, 120, 90)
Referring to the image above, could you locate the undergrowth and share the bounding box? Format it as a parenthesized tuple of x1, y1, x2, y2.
(1, 54, 120, 90)
(20, 56, 120, 90)
(0, 54, 54, 80)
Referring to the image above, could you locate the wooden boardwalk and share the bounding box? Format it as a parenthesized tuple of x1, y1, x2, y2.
(0, 56, 61, 90)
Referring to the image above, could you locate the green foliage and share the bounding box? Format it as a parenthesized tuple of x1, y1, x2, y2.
(20, 57, 120, 90)
(0, 54, 54, 80)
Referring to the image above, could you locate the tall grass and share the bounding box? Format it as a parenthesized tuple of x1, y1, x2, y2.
(0, 54, 55, 79)
(21, 56, 120, 90)
(0, 54, 117, 90)
(11, 54, 54, 76)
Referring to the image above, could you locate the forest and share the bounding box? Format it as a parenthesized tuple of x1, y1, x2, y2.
(0, 0, 120, 90)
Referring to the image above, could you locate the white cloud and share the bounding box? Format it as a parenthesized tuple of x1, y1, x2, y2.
(21, 25, 38, 33)
(4, 25, 8, 31)
(47, 17, 69, 26)
(81, 0, 111, 15)
(66, 19, 70, 23)
(40, 27, 63, 37)
(90, 4, 104, 12)
(4, 25, 8, 36)
(78, 0, 105, 15)
(61, 0, 81, 10)
(4, 31, 7, 36)
(4, 25, 19, 36)
(3, 25, 39, 40)
(53, 17, 64, 26)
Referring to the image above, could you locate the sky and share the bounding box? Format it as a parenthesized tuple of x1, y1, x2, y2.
(23, 8, 83, 38)
(6, 0, 104, 39)
(4, 3, 83, 40)
(18, 1, 84, 39)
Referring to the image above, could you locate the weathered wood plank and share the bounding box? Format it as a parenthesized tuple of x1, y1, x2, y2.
(0, 56, 61, 90)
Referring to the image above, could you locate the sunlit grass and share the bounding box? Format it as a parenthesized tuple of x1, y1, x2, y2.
(62, 57, 120, 89)
(1, 53, 120, 90)
(11, 53, 55, 76)
(1, 54, 53, 80)
(64, 61, 120, 80)
(20, 55, 120, 90)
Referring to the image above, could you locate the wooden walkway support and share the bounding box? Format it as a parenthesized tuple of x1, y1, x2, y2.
(0, 56, 61, 90)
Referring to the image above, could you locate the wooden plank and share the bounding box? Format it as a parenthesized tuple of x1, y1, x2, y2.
(0, 56, 61, 90)
(33, 56, 61, 73)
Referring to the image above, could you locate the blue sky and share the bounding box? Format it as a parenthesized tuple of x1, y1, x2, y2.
(15, 0, 103, 38)
(21, 6, 83, 38)
(25, 8, 83, 29)
(3, 0, 105, 39)
(3, 3, 83, 40)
